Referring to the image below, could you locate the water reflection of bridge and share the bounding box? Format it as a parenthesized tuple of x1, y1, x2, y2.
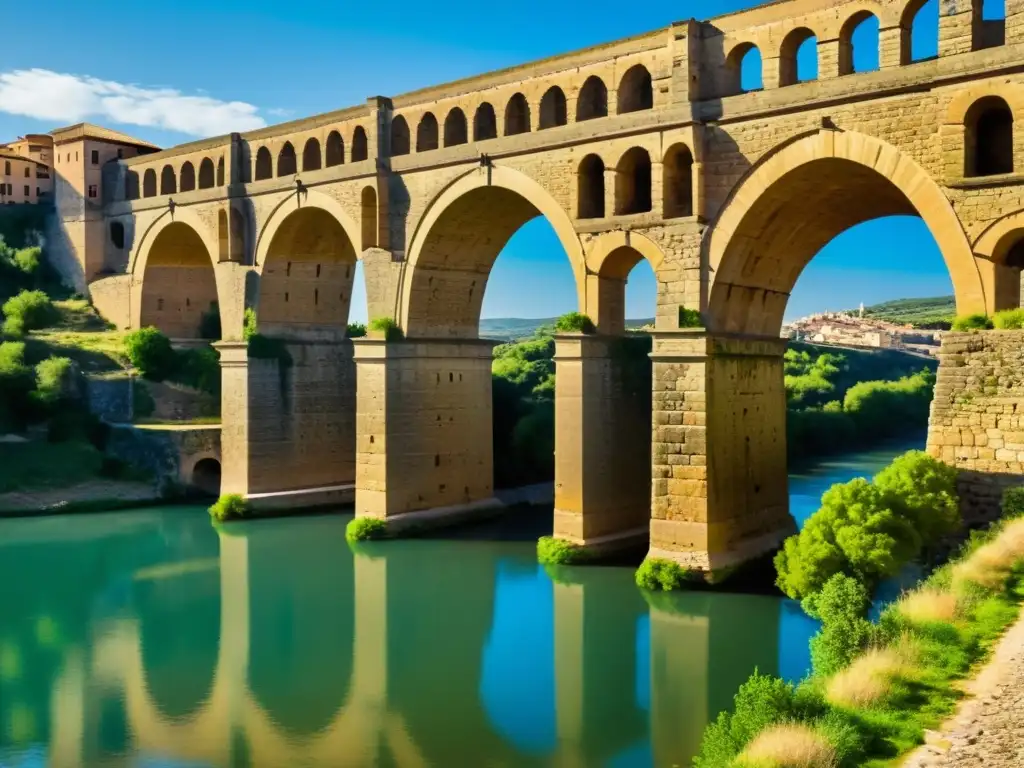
(2, 513, 786, 767)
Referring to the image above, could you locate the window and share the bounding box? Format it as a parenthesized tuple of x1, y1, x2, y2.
(6, 184, 11, 195)
(110, 221, 125, 249)
(3, 161, 9, 175)
(24, 185, 29, 197)
(35, 187, 40, 197)
(88, 184, 97, 198)
(75, 152, 79, 161)
(23, 167, 29, 178)
(91, 150, 99, 165)
(117, 148, 124, 159)
(966, 96, 1014, 177)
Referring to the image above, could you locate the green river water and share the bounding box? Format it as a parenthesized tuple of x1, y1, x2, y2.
(0, 442, 919, 768)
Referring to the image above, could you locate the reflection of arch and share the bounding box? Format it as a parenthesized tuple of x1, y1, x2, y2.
(401, 164, 586, 337)
(576, 76, 608, 121)
(707, 130, 984, 335)
(444, 108, 468, 146)
(351, 127, 368, 162)
(577, 154, 605, 219)
(191, 458, 221, 496)
(539, 86, 567, 129)
(505, 93, 530, 135)
(617, 65, 653, 113)
(416, 112, 439, 152)
(474, 103, 498, 141)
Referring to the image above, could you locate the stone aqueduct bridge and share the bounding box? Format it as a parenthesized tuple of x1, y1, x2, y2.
(90, 0, 1024, 569)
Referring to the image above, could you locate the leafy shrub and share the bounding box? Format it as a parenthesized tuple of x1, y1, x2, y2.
(3, 289, 57, 335)
(13, 246, 41, 276)
(172, 346, 221, 395)
(242, 307, 258, 340)
(537, 536, 588, 565)
(33, 356, 74, 407)
(679, 306, 703, 328)
(553, 311, 596, 334)
(775, 475, 921, 600)
(1003, 486, 1024, 520)
(873, 451, 960, 546)
(803, 574, 874, 677)
(993, 308, 1024, 330)
(198, 303, 221, 340)
(368, 316, 403, 340)
(124, 327, 177, 381)
(346, 516, 387, 542)
(951, 313, 993, 331)
(635, 558, 693, 591)
(209, 494, 251, 522)
(0, 341, 34, 430)
(346, 322, 367, 338)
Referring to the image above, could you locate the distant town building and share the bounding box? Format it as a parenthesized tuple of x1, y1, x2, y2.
(785, 308, 942, 356)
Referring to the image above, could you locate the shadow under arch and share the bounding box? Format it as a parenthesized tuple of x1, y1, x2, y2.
(399, 164, 586, 337)
(705, 129, 986, 335)
(253, 188, 363, 272)
(130, 210, 224, 338)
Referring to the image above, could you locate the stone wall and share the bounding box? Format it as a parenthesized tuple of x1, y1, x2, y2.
(928, 330, 1024, 524)
(106, 424, 220, 492)
(85, 375, 132, 423)
(145, 380, 219, 422)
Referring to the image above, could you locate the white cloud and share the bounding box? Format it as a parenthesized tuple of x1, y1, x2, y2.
(0, 68, 267, 136)
(266, 107, 295, 118)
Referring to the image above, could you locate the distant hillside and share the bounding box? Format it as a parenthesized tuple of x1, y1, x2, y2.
(480, 317, 654, 341)
(860, 296, 955, 329)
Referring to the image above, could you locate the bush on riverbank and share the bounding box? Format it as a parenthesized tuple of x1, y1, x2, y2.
(208, 494, 251, 522)
(536, 536, 588, 566)
(775, 451, 959, 601)
(124, 327, 220, 396)
(635, 558, 694, 591)
(346, 516, 387, 542)
(693, 479, 1024, 768)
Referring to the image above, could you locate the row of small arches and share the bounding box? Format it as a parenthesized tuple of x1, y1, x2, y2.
(577, 144, 694, 220)
(253, 129, 370, 182)
(129, 157, 225, 199)
(728, 0, 1006, 93)
(391, 65, 653, 156)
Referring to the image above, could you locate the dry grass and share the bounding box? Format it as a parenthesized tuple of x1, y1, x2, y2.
(737, 723, 837, 768)
(896, 587, 960, 624)
(826, 637, 919, 709)
(953, 520, 1024, 592)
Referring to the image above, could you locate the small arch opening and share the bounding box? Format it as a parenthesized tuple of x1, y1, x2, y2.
(326, 131, 344, 167)
(615, 148, 652, 215)
(474, 103, 498, 141)
(254, 147, 272, 181)
(444, 108, 468, 147)
(361, 186, 378, 250)
(126, 171, 140, 200)
(143, 169, 157, 198)
(160, 165, 176, 195)
(617, 65, 654, 113)
(576, 76, 608, 121)
(780, 28, 818, 86)
(216, 157, 225, 187)
(391, 116, 410, 156)
(352, 127, 368, 162)
(539, 87, 567, 129)
(191, 458, 221, 497)
(577, 154, 605, 219)
(110, 221, 125, 250)
(303, 138, 322, 171)
(979, 0, 1006, 49)
(180, 162, 196, 192)
(417, 113, 439, 152)
(966, 96, 1014, 177)
(840, 12, 881, 74)
(663, 144, 694, 218)
(277, 142, 297, 176)
(727, 43, 764, 94)
(902, 0, 939, 64)
(504, 94, 530, 136)
(198, 158, 215, 189)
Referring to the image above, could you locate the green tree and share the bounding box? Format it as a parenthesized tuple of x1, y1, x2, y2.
(124, 327, 178, 381)
(2, 290, 57, 335)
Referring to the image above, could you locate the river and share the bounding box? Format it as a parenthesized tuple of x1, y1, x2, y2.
(0, 441, 920, 767)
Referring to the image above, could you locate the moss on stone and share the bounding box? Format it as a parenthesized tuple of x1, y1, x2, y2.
(536, 535, 590, 565)
(635, 557, 694, 591)
(368, 317, 404, 341)
(345, 516, 387, 542)
(208, 493, 251, 522)
(553, 312, 596, 334)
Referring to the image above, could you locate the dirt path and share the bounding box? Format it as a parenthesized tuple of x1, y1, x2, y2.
(902, 610, 1024, 767)
(0, 480, 159, 513)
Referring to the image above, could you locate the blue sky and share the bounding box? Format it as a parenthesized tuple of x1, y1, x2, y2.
(0, 0, 986, 322)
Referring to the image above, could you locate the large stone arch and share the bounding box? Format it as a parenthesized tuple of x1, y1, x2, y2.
(400, 164, 586, 338)
(130, 209, 225, 338)
(706, 129, 986, 335)
(251, 188, 366, 339)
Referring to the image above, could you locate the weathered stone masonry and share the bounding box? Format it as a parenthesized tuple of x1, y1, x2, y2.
(90, 0, 1024, 569)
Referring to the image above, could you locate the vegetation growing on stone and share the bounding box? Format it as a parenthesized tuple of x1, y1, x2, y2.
(992, 308, 1024, 330)
(678, 306, 703, 328)
(368, 317, 404, 340)
(951, 312, 993, 331)
(124, 327, 177, 381)
(346, 516, 387, 542)
(208, 493, 251, 522)
(242, 307, 258, 340)
(536, 536, 588, 566)
(346, 322, 367, 338)
(635, 558, 693, 591)
(553, 311, 595, 334)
